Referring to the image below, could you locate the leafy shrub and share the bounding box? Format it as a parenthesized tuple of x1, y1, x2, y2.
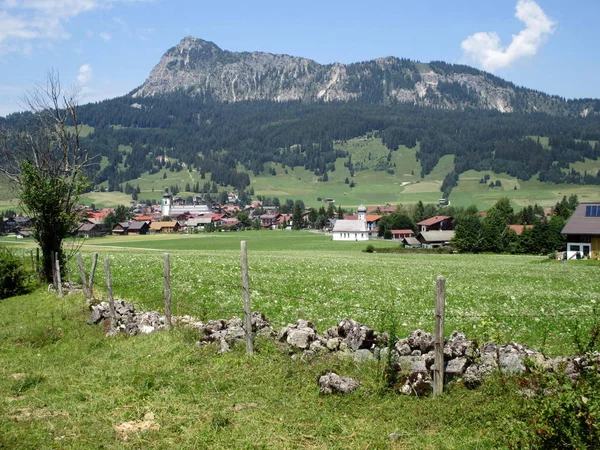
(0, 247, 29, 299)
(507, 369, 600, 449)
(365, 245, 375, 253)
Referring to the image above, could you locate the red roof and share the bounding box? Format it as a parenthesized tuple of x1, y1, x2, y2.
(366, 215, 383, 222)
(417, 216, 451, 226)
(132, 215, 152, 222)
(508, 225, 533, 236)
(86, 211, 111, 219)
(391, 229, 414, 235)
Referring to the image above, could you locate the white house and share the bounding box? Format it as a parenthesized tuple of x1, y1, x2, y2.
(332, 219, 369, 241)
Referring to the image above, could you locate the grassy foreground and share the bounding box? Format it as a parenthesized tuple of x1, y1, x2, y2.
(1, 290, 520, 449)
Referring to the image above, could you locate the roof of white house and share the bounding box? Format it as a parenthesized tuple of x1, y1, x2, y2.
(332, 220, 368, 233)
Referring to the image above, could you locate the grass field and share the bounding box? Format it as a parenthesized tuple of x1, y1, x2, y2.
(1, 232, 599, 448)
(25, 231, 592, 356)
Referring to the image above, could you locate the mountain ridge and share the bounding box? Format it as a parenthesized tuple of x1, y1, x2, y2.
(131, 36, 599, 117)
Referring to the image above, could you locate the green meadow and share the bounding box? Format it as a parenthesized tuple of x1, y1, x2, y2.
(1, 232, 599, 448)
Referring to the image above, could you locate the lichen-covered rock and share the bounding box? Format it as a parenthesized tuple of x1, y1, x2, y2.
(445, 331, 472, 358)
(287, 328, 316, 349)
(318, 372, 360, 394)
(395, 340, 412, 356)
(336, 318, 378, 351)
(498, 345, 526, 373)
(446, 357, 469, 375)
(407, 330, 434, 353)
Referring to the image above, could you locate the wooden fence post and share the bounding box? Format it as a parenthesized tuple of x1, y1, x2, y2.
(76, 253, 91, 302)
(30, 250, 34, 271)
(88, 252, 98, 298)
(434, 275, 446, 397)
(164, 253, 172, 329)
(55, 259, 63, 298)
(36, 248, 40, 275)
(240, 241, 254, 356)
(51, 251, 57, 288)
(104, 259, 116, 331)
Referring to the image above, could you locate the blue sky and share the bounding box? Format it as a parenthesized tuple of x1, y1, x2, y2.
(0, 0, 598, 116)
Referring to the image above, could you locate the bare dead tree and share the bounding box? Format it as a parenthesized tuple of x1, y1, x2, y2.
(0, 71, 90, 282)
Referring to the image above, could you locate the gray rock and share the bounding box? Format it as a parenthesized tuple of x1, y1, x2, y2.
(463, 364, 483, 387)
(446, 357, 468, 375)
(336, 318, 377, 350)
(276, 325, 290, 342)
(251, 312, 270, 332)
(218, 339, 230, 354)
(225, 326, 246, 344)
(499, 346, 525, 373)
(318, 372, 360, 394)
(326, 338, 341, 351)
(88, 307, 103, 325)
(226, 317, 243, 328)
(287, 328, 316, 349)
(407, 330, 434, 353)
(309, 340, 325, 353)
(409, 360, 427, 374)
(354, 349, 375, 362)
(401, 372, 432, 396)
(398, 355, 424, 371)
(395, 342, 412, 356)
(411, 350, 422, 357)
(446, 331, 471, 358)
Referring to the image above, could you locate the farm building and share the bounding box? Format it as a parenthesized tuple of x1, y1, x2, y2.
(392, 229, 415, 240)
(417, 216, 453, 232)
(150, 221, 180, 233)
(561, 202, 600, 259)
(417, 230, 455, 248)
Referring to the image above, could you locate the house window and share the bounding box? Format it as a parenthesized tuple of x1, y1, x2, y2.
(585, 205, 600, 217)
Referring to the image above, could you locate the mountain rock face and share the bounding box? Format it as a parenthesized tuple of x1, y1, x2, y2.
(133, 36, 598, 116)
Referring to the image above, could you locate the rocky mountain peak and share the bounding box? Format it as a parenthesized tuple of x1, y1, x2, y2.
(131, 36, 598, 116)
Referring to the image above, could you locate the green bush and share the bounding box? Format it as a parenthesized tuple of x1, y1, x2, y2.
(365, 244, 375, 253)
(0, 247, 29, 299)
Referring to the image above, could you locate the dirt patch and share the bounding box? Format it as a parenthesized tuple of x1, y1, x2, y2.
(10, 407, 68, 422)
(8, 373, 26, 379)
(114, 412, 160, 440)
(231, 403, 258, 411)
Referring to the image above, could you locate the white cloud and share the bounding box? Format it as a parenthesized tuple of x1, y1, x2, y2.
(0, 0, 152, 54)
(98, 31, 111, 41)
(461, 0, 556, 72)
(77, 63, 92, 84)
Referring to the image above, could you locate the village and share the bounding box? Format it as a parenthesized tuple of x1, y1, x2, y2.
(4, 189, 598, 259)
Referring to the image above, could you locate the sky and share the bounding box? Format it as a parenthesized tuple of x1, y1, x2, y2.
(1, 0, 599, 117)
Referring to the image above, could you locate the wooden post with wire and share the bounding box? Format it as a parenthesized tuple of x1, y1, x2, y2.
(240, 240, 254, 356)
(51, 250, 57, 289)
(104, 258, 116, 331)
(433, 275, 446, 397)
(88, 252, 98, 298)
(164, 253, 172, 330)
(55, 259, 63, 297)
(76, 253, 91, 302)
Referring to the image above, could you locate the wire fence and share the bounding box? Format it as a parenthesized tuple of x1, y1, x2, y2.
(56, 244, 599, 356)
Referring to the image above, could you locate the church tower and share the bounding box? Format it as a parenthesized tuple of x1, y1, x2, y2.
(161, 190, 171, 217)
(357, 205, 367, 222)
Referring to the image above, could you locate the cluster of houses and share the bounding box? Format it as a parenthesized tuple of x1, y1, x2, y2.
(3, 192, 599, 258)
(331, 205, 455, 248)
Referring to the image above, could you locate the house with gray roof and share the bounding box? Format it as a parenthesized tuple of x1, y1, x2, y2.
(416, 230, 455, 248)
(561, 202, 600, 259)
